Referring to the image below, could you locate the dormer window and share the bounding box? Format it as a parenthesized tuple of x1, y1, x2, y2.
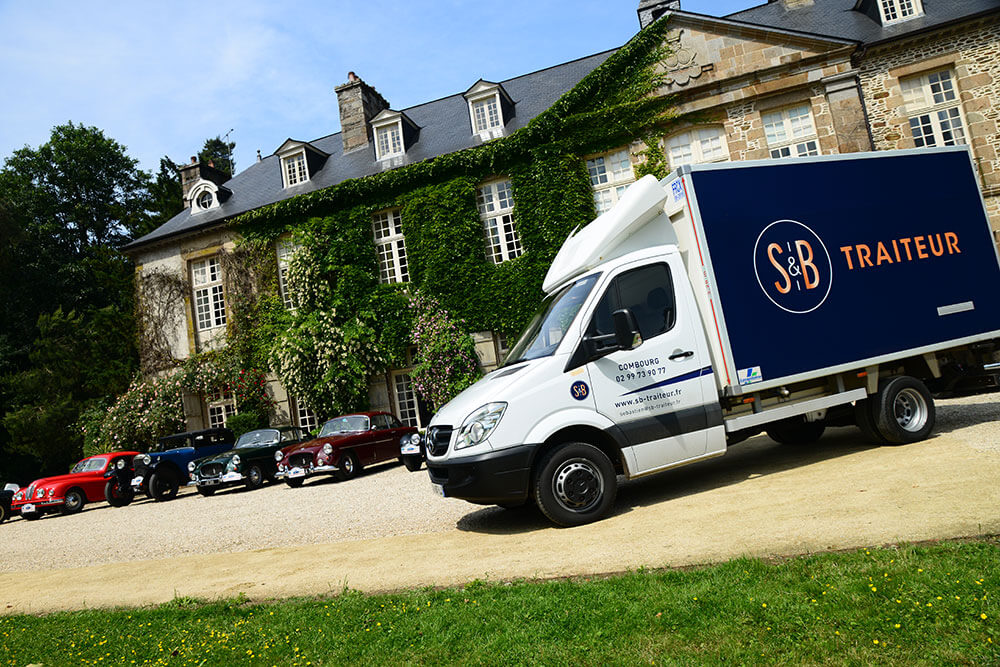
(283, 151, 308, 186)
(274, 139, 330, 189)
(188, 180, 228, 214)
(370, 109, 418, 165)
(464, 80, 514, 141)
(878, 0, 922, 24)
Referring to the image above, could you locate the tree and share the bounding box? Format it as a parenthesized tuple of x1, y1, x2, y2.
(199, 135, 235, 178)
(146, 156, 183, 233)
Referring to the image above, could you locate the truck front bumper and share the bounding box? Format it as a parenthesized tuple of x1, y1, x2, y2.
(426, 444, 536, 505)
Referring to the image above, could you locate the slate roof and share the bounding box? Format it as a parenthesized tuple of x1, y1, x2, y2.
(725, 0, 1000, 45)
(126, 49, 615, 252)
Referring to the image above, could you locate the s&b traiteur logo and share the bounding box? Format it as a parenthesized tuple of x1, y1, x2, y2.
(753, 220, 833, 314)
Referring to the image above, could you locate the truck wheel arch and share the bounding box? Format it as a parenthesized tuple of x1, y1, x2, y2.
(537, 425, 626, 477)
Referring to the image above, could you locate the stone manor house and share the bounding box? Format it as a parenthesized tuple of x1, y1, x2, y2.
(126, 0, 1000, 432)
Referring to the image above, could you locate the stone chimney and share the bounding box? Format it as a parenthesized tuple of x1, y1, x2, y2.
(638, 0, 680, 29)
(335, 72, 390, 154)
(179, 157, 230, 206)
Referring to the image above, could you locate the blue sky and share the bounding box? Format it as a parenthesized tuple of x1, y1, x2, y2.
(0, 1, 759, 176)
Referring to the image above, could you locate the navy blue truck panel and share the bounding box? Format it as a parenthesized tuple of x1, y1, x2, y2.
(687, 148, 1000, 391)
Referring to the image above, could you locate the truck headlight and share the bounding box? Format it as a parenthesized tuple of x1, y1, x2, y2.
(322, 443, 333, 455)
(274, 451, 284, 462)
(187, 462, 196, 472)
(456, 402, 507, 451)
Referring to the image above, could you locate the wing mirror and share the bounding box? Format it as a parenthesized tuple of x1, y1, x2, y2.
(582, 309, 642, 358)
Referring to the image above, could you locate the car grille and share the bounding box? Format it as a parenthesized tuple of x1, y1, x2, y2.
(201, 463, 224, 478)
(26, 484, 36, 501)
(426, 426, 453, 457)
(290, 453, 313, 469)
(133, 457, 149, 478)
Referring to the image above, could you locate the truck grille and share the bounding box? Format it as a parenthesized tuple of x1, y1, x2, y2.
(200, 463, 224, 478)
(426, 426, 453, 456)
(290, 453, 313, 469)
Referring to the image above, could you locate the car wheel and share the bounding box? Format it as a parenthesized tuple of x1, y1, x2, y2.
(402, 455, 423, 472)
(196, 486, 216, 497)
(245, 465, 265, 490)
(0, 502, 8, 524)
(22, 510, 42, 521)
(61, 488, 86, 515)
(873, 376, 936, 444)
(286, 477, 304, 489)
(104, 480, 134, 507)
(534, 442, 617, 527)
(336, 451, 361, 481)
(148, 471, 178, 502)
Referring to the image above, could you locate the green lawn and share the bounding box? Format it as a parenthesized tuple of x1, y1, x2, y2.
(2, 539, 996, 665)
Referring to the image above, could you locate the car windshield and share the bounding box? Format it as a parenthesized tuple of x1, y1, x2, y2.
(236, 429, 281, 448)
(503, 274, 600, 366)
(319, 416, 369, 436)
(70, 458, 107, 474)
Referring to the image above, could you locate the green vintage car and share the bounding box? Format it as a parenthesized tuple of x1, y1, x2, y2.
(188, 426, 306, 496)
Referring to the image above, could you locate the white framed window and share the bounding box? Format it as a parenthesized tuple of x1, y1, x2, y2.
(392, 372, 421, 428)
(207, 390, 236, 428)
(191, 257, 226, 331)
(375, 124, 403, 160)
(477, 179, 522, 264)
(293, 397, 319, 432)
(763, 104, 820, 159)
(586, 149, 636, 215)
(901, 69, 967, 148)
(666, 127, 729, 170)
(276, 240, 299, 309)
(373, 209, 409, 284)
(879, 0, 921, 24)
(282, 151, 308, 187)
(472, 97, 502, 134)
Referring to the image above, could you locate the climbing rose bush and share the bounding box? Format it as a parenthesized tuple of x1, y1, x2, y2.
(409, 291, 482, 410)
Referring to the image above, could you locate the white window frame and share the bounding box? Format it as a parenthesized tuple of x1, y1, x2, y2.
(374, 122, 404, 160)
(276, 240, 299, 310)
(878, 0, 922, 24)
(465, 83, 506, 140)
(392, 372, 422, 428)
(665, 127, 729, 170)
(207, 390, 236, 428)
(191, 257, 226, 331)
(373, 209, 409, 284)
(586, 149, 636, 215)
(762, 104, 821, 159)
(293, 396, 319, 432)
(901, 69, 968, 149)
(282, 150, 309, 187)
(477, 179, 522, 264)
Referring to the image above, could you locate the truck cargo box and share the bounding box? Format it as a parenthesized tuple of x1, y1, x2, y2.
(663, 147, 1000, 395)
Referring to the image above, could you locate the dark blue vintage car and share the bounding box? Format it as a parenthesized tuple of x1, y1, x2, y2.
(131, 428, 235, 501)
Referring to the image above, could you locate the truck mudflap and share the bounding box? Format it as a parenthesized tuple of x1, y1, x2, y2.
(427, 444, 537, 505)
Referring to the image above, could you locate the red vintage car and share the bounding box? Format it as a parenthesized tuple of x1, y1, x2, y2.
(275, 412, 416, 487)
(10, 451, 140, 520)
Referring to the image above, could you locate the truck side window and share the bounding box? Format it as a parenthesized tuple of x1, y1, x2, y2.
(587, 264, 675, 342)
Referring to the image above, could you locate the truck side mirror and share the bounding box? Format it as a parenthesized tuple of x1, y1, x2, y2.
(613, 309, 642, 351)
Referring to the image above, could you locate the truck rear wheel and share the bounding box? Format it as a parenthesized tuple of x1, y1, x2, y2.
(534, 442, 617, 527)
(766, 417, 825, 445)
(873, 376, 935, 444)
(854, 399, 887, 444)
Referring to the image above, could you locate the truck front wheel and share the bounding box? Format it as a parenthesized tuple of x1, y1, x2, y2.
(534, 442, 617, 527)
(873, 376, 935, 444)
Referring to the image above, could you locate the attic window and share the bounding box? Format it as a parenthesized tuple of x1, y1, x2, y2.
(189, 181, 221, 214)
(879, 0, 922, 24)
(376, 124, 403, 159)
(464, 81, 511, 141)
(196, 191, 214, 210)
(283, 151, 308, 187)
(472, 97, 501, 134)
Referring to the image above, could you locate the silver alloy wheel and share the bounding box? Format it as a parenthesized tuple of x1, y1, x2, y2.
(894, 387, 929, 433)
(552, 457, 604, 513)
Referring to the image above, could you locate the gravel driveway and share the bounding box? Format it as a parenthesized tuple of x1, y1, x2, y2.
(1, 393, 998, 613)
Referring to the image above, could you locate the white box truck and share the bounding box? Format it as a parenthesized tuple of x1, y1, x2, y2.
(418, 147, 1000, 526)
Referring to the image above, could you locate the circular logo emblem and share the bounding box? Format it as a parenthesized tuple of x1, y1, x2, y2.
(570, 381, 590, 401)
(753, 220, 833, 314)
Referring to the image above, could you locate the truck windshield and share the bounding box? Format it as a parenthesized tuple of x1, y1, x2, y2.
(503, 274, 600, 366)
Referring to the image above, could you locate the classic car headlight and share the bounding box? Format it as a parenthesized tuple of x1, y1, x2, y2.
(141, 454, 151, 465)
(35, 489, 45, 499)
(14, 491, 23, 501)
(187, 462, 196, 472)
(455, 402, 507, 451)
(116, 459, 126, 470)
(274, 451, 284, 462)
(231, 454, 241, 467)
(406, 433, 421, 446)
(48, 489, 54, 497)
(322, 443, 333, 455)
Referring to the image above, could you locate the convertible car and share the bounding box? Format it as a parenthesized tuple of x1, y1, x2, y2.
(10, 451, 140, 520)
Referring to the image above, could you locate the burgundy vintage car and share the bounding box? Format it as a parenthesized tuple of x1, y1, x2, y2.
(275, 412, 416, 487)
(10, 451, 140, 520)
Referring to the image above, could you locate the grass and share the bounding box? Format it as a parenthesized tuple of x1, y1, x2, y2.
(1, 539, 997, 665)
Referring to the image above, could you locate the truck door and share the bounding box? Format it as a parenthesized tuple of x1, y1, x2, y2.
(581, 259, 714, 475)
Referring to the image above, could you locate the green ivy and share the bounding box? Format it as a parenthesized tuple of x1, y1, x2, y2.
(224, 17, 681, 415)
